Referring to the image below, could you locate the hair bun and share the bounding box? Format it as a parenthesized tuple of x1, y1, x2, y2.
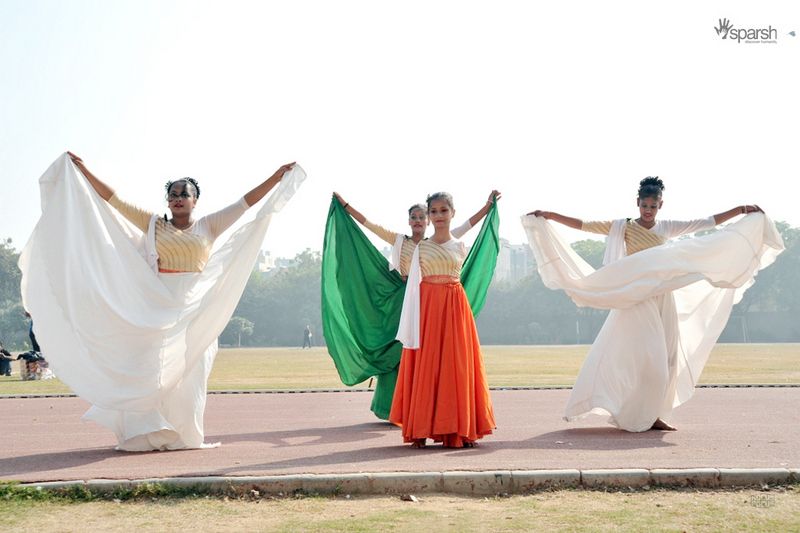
(639, 176, 664, 190)
(637, 176, 664, 198)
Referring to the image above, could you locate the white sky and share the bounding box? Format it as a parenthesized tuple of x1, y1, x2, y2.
(1, 1, 798, 258)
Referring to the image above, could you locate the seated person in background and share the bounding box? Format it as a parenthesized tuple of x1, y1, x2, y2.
(0, 340, 14, 376)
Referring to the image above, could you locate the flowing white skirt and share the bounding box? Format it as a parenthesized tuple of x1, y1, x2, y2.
(521, 213, 784, 431)
(19, 154, 305, 450)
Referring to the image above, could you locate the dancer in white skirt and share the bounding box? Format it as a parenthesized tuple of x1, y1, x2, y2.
(20, 152, 305, 450)
(523, 177, 784, 432)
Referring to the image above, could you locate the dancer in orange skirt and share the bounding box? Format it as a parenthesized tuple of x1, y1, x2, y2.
(390, 192, 496, 448)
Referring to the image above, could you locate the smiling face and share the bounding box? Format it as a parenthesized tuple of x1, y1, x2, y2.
(408, 207, 428, 237)
(167, 181, 198, 218)
(428, 197, 454, 231)
(637, 195, 663, 225)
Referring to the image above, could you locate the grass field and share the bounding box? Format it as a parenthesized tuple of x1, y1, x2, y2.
(1, 344, 798, 396)
(0, 489, 797, 532)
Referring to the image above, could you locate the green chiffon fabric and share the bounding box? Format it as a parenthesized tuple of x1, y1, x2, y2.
(321, 198, 500, 419)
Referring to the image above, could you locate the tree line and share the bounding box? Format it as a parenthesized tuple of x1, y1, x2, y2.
(1, 221, 798, 350)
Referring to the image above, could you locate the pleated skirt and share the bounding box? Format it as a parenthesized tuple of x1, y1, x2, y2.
(564, 293, 679, 432)
(389, 280, 495, 447)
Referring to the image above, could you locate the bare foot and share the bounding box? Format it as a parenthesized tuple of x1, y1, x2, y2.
(462, 441, 476, 448)
(650, 418, 677, 431)
(410, 439, 427, 448)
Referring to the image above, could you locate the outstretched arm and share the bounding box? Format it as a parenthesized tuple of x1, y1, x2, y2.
(68, 152, 114, 201)
(244, 162, 295, 206)
(333, 192, 367, 224)
(527, 210, 583, 230)
(713, 204, 762, 225)
(467, 190, 501, 227)
(333, 192, 398, 244)
(452, 190, 501, 238)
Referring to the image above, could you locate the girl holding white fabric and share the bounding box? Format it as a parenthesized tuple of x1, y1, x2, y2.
(524, 176, 781, 432)
(20, 152, 304, 451)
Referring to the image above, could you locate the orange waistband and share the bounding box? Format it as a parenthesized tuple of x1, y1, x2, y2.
(422, 275, 460, 284)
(158, 268, 191, 274)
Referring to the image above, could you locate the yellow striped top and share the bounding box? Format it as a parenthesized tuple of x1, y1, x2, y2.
(362, 219, 472, 277)
(109, 194, 250, 272)
(363, 220, 417, 276)
(418, 239, 467, 278)
(582, 217, 716, 255)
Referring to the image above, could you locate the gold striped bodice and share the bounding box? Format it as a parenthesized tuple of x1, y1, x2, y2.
(418, 239, 467, 278)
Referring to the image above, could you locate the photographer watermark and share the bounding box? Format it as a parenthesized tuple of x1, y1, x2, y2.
(749, 494, 776, 508)
(714, 18, 789, 44)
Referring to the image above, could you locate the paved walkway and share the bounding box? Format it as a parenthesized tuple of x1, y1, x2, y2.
(2, 388, 798, 487)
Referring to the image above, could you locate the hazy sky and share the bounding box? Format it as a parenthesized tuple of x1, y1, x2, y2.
(1, 1, 797, 257)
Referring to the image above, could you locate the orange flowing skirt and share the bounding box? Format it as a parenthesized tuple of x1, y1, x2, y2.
(389, 279, 495, 447)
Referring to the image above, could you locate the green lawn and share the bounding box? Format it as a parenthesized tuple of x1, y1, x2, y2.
(0, 489, 798, 532)
(1, 344, 798, 396)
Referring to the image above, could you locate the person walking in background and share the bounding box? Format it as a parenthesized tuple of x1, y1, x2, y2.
(523, 176, 784, 432)
(302, 325, 313, 349)
(391, 192, 497, 448)
(24, 311, 41, 353)
(19, 152, 305, 451)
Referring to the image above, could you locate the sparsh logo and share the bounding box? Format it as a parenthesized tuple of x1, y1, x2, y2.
(714, 18, 778, 44)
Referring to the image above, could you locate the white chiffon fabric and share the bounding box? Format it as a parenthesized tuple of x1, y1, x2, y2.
(521, 213, 784, 432)
(19, 153, 306, 450)
(396, 245, 422, 349)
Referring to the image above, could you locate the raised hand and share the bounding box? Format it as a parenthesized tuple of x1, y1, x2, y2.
(270, 162, 296, 184)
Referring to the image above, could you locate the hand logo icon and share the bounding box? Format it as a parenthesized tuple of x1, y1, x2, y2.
(715, 18, 732, 39)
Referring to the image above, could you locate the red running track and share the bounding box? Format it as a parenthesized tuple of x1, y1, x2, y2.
(1, 388, 798, 483)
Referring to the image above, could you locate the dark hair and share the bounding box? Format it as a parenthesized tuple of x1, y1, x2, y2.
(426, 191, 454, 211)
(408, 203, 427, 217)
(637, 176, 664, 200)
(165, 177, 201, 199)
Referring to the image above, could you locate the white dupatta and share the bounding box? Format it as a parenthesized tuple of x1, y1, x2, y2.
(521, 213, 784, 411)
(19, 153, 306, 413)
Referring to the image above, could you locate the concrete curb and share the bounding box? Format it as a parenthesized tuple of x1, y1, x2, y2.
(2, 383, 799, 400)
(12, 468, 798, 496)
(650, 468, 721, 488)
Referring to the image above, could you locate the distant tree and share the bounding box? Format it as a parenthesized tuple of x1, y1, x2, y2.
(0, 238, 21, 304)
(0, 239, 27, 349)
(232, 249, 323, 346)
(571, 239, 606, 269)
(222, 316, 254, 347)
(0, 302, 28, 350)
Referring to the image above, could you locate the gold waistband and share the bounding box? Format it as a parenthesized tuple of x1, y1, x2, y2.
(422, 275, 460, 284)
